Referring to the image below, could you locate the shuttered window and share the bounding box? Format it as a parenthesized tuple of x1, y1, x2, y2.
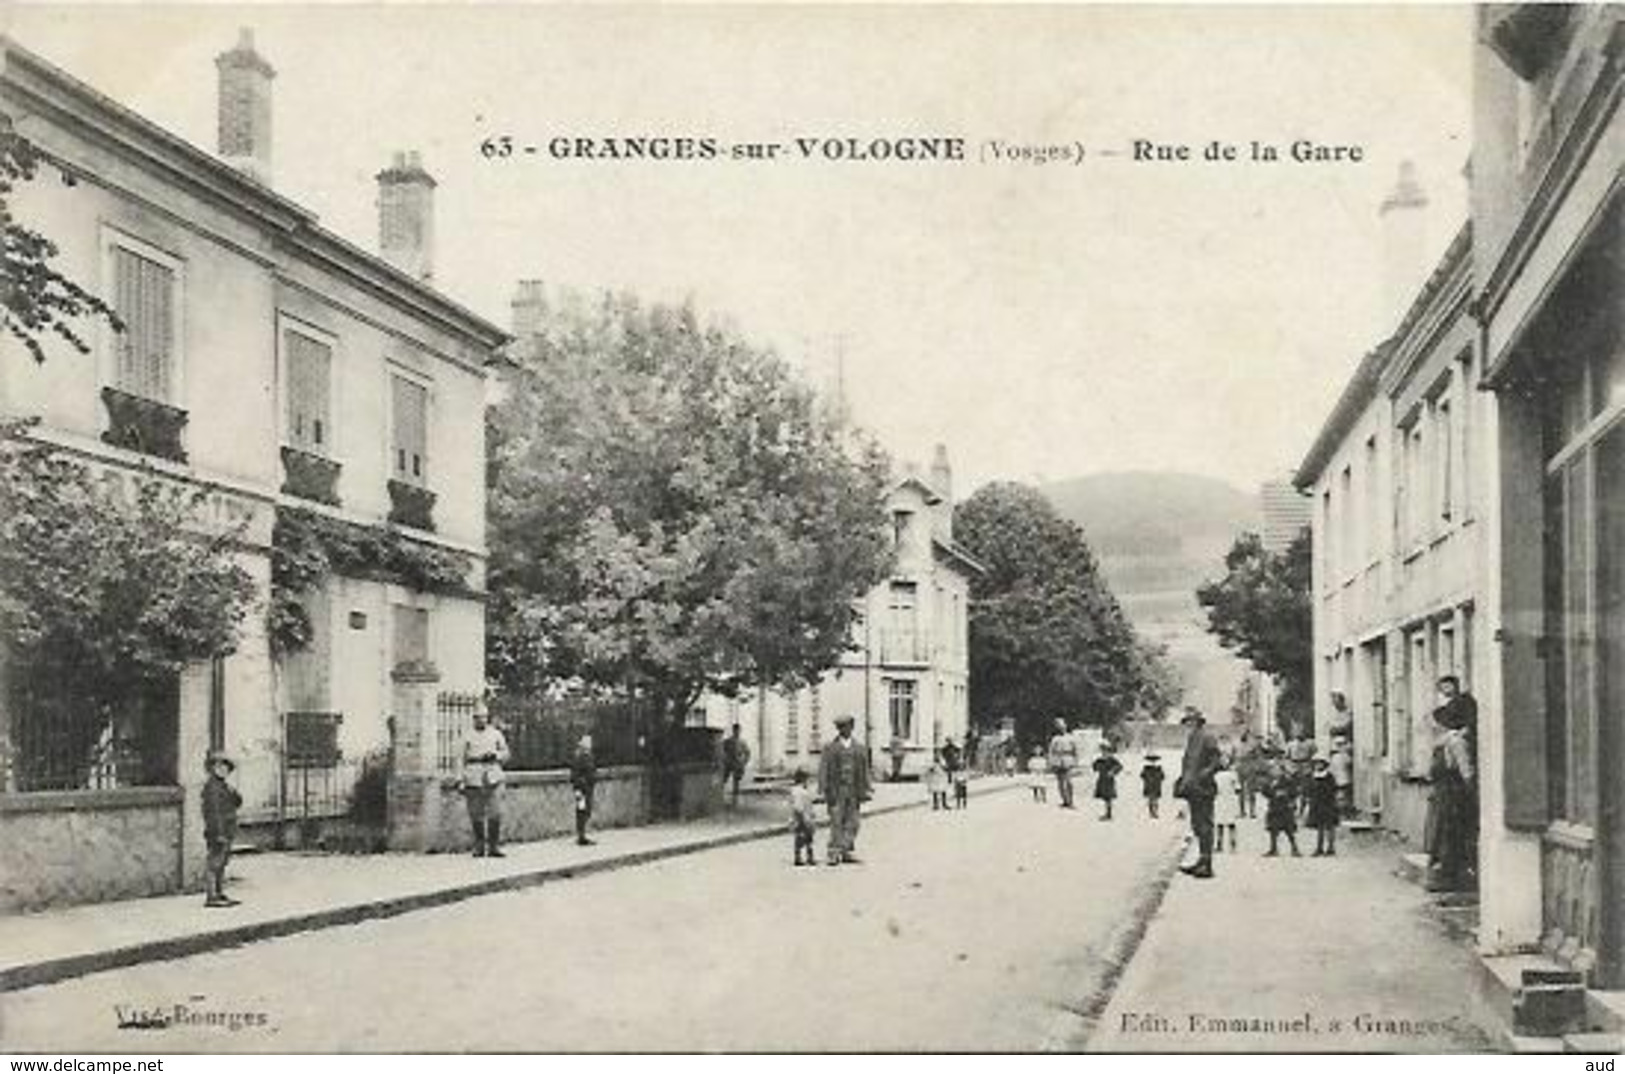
(112, 246, 176, 402)
(391, 375, 429, 485)
(393, 605, 430, 669)
(285, 332, 333, 454)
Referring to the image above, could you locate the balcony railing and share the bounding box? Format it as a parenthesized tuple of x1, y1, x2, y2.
(387, 479, 436, 532)
(876, 629, 930, 665)
(100, 386, 187, 464)
(280, 446, 342, 506)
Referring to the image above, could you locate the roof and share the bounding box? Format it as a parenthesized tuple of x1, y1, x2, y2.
(1293, 222, 1473, 489)
(0, 36, 510, 353)
(932, 536, 986, 576)
(890, 474, 944, 506)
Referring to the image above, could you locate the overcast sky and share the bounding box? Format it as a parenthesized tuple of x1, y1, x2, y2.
(6, 4, 1473, 496)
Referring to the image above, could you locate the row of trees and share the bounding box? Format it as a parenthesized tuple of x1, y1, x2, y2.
(485, 293, 1175, 746)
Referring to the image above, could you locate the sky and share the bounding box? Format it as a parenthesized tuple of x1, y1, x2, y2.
(4, 3, 1474, 497)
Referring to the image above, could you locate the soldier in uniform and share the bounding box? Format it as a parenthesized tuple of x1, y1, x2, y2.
(462, 707, 510, 858)
(819, 715, 872, 865)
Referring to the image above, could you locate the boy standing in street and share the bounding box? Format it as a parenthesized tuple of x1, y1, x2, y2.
(201, 750, 242, 908)
(788, 768, 817, 866)
(1140, 753, 1165, 818)
(571, 733, 597, 847)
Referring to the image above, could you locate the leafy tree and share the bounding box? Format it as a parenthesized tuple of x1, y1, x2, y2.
(1195, 530, 1313, 734)
(0, 433, 257, 781)
(487, 291, 893, 730)
(953, 482, 1150, 750)
(2, 115, 121, 363)
(1131, 637, 1185, 720)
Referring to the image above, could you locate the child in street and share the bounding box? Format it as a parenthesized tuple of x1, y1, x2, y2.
(1212, 755, 1241, 853)
(1263, 751, 1301, 858)
(1003, 751, 1017, 779)
(925, 754, 949, 811)
(1028, 747, 1049, 803)
(788, 768, 817, 865)
(952, 760, 971, 810)
(1330, 736, 1355, 819)
(1092, 743, 1123, 820)
(1307, 757, 1340, 856)
(1140, 753, 1165, 818)
(201, 750, 243, 908)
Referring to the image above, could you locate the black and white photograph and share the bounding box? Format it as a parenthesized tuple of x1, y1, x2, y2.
(0, 1, 1621, 1057)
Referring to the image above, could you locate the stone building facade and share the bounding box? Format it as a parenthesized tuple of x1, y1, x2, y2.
(0, 32, 505, 910)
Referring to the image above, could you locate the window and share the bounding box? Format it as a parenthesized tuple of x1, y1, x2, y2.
(392, 605, 431, 671)
(887, 679, 917, 742)
(891, 509, 913, 548)
(1320, 489, 1333, 586)
(1339, 466, 1354, 577)
(285, 330, 333, 455)
(1436, 397, 1455, 523)
(110, 244, 178, 403)
(809, 683, 823, 751)
(1363, 436, 1380, 565)
(391, 374, 429, 486)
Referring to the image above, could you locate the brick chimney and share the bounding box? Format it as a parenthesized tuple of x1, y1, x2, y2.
(1378, 160, 1430, 329)
(215, 28, 275, 185)
(377, 151, 436, 284)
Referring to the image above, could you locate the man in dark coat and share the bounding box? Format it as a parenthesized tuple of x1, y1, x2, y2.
(819, 715, 872, 865)
(571, 733, 597, 846)
(1177, 707, 1223, 879)
(720, 724, 751, 807)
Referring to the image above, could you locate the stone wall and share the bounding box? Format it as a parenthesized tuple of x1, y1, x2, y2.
(0, 788, 186, 913)
(415, 763, 721, 852)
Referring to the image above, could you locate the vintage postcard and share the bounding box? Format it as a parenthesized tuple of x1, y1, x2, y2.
(0, 1, 1621, 1057)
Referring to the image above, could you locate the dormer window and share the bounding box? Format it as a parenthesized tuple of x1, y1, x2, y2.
(892, 509, 913, 547)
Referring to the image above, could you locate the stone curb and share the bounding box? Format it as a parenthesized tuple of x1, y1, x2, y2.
(0, 780, 1023, 994)
(1041, 829, 1188, 1052)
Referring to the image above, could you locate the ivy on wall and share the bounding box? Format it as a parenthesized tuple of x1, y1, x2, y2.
(270, 506, 473, 656)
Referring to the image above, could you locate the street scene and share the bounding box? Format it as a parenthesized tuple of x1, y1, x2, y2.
(1, 2, 1623, 1058)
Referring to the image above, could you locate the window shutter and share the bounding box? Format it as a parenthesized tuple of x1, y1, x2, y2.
(286, 333, 333, 453)
(113, 247, 175, 402)
(391, 376, 429, 484)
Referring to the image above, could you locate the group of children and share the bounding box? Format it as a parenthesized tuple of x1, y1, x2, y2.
(923, 753, 971, 810)
(1006, 738, 1347, 857)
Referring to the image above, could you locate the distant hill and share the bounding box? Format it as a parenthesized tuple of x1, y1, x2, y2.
(1043, 471, 1257, 557)
(1042, 471, 1260, 717)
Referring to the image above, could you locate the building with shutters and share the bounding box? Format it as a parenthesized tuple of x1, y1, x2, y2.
(697, 447, 984, 781)
(1469, 4, 1623, 990)
(0, 32, 505, 909)
(1296, 222, 1486, 854)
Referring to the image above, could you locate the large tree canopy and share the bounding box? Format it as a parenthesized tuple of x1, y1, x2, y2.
(953, 482, 1159, 748)
(0, 432, 256, 690)
(1195, 530, 1313, 732)
(487, 292, 893, 723)
(2, 115, 121, 364)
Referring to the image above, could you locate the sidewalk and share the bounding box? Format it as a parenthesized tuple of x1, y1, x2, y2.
(1086, 823, 1503, 1053)
(0, 775, 1019, 993)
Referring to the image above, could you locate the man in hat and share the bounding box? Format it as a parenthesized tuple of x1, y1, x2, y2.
(1176, 707, 1223, 879)
(201, 750, 243, 907)
(819, 715, 872, 864)
(462, 706, 511, 858)
(1047, 718, 1079, 809)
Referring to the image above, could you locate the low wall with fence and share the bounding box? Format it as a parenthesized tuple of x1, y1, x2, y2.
(416, 762, 720, 853)
(0, 787, 185, 913)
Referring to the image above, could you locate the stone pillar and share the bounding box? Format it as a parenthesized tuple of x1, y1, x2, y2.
(176, 664, 213, 892)
(386, 666, 443, 852)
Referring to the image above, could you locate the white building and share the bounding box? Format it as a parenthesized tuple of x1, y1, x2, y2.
(703, 447, 983, 779)
(0, 31, 504, 908)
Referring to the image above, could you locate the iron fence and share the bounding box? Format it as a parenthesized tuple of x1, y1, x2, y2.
(485, 694, 644, 771)
(3, 664, 177, 793)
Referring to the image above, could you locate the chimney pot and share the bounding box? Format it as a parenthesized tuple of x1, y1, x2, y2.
(378, 150, 435, 284)
(215, 27, 274, 185)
